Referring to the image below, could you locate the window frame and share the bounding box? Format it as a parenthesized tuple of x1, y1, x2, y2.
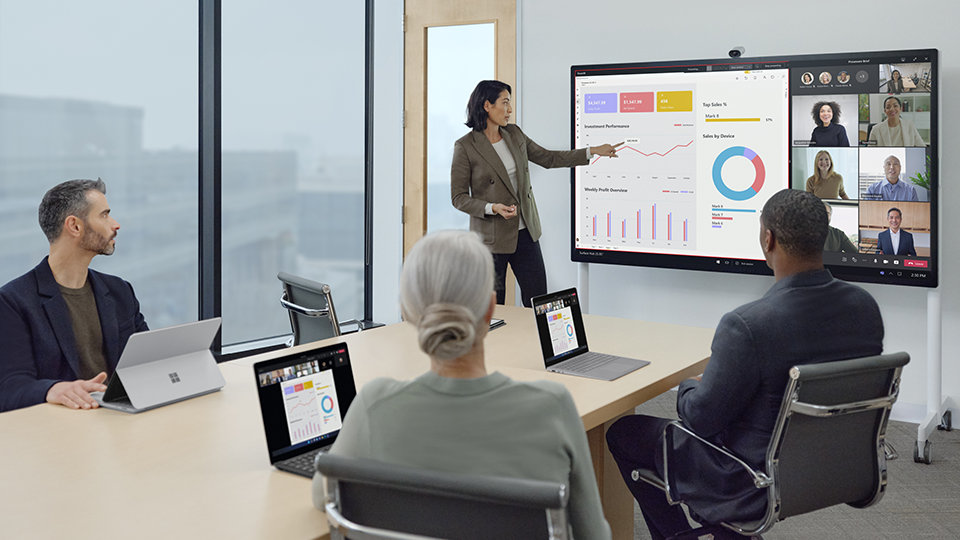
(200, 0, 374, 360)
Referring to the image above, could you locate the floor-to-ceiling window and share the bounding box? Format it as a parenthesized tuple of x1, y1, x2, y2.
(220, 1, 367, 345)
(0, 1, 370, 350)
(0, 1, 200, 329)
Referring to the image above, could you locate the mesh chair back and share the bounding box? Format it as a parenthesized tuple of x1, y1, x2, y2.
(769, 352, 909, 520)
(277, 272, 341, 346)
(317, 453, 570, 540)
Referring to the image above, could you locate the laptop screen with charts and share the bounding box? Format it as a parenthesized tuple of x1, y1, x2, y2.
(253, 342, 358, 477)
(92, 317, 225, 413)
(532, 288, 650, 381)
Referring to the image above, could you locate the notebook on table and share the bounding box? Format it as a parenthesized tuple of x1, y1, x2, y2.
(532, 288, 650, 381)
(253, 342, 358, 478)
(92, 317, 224, 413)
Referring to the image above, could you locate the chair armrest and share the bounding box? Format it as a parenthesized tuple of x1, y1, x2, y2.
(338, 319, 363, 334)
(789, 395, 897, 417)
(662, 421, 773, 498)
(279, 295, 329, 318)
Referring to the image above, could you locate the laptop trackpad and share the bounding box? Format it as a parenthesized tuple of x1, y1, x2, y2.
(592, 358, 644, 380)
(552, 357, 650, 381)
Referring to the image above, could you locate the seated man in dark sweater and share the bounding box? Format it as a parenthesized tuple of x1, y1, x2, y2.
(606, 189, 883, 539)
(0, 179, 148, 412)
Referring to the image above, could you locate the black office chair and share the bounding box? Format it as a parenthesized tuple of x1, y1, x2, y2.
(316, 453, 571, 540)
(631, 352, 910, 539)
(277, 272, 362, 346)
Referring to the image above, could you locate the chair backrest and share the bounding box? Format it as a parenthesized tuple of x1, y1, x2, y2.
(764, 352, 910, 524)
(316, 453, 570, 540)
(277, 272, 342, 346)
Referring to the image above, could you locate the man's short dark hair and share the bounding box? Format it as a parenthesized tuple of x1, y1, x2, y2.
(761, 189, 828, 257)
(465, 80, 511, 132)
(38, 179, 107, 243)
(887, 207, 902, 218)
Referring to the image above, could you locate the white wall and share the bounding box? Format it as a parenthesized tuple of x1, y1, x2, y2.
(516, 0, 959, 420)
(373, 0, 958, 420)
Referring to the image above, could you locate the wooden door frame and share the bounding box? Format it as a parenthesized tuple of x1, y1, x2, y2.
(403, 0, 517, 304)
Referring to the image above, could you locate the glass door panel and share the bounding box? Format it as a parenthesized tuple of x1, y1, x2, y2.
(425, 23, 495, 233)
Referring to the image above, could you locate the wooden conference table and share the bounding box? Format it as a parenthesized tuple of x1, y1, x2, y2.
(0, 305, 712, 540)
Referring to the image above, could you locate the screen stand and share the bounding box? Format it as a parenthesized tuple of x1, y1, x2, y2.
(578, 262, 590, 313)
(915, 288, 951, 463)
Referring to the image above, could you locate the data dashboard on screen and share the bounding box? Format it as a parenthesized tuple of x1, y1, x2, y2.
(571, 49, 938, 287)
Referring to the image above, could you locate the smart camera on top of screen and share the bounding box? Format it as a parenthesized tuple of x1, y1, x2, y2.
(729, 46, 745, 58)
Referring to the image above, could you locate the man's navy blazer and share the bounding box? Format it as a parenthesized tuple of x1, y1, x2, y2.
(668, 270, 883, 523)
(877, 228, 916, 256)
(0, 257, 148, 412)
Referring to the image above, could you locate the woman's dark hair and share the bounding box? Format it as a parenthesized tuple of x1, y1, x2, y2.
(465, 80, 511, 131)
(883, 95, 902, 109)
(887, 70, 904, 94)
(811, 101, 841, 126)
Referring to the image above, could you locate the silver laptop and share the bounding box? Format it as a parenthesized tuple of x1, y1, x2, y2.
(253, 342, 358, 478)
(532, 288, 649, 381)
(92, 318, 224, 413)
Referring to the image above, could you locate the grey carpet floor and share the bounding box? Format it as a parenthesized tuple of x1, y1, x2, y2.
(630, 391, 960, 539)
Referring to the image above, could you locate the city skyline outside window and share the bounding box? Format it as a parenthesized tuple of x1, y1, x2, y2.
(221, 1, 366, 344)
(0, 1, 368, 346)
(0, 1, 200, 330)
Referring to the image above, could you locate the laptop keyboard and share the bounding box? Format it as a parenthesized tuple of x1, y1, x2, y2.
(276, 448, 325, 478)
(561, 352, 621, 372)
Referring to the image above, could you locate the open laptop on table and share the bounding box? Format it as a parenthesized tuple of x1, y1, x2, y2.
(92, 317, 224, 413)
(532, 288, 650, 381)
(253, 342, 358, 478)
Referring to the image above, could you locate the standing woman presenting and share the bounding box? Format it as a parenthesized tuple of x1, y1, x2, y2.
(451, 80, 620, 306)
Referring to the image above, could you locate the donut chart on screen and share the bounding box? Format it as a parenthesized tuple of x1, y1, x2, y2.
(712, 146, 765, 201)
(320, 395, 335, 414)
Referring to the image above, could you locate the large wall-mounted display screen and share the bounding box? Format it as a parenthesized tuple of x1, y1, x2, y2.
(571, 49, 937, 287)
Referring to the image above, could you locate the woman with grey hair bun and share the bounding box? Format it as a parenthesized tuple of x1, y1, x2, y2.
(399, 229, 495, 369)
(313, 230, 611, 539)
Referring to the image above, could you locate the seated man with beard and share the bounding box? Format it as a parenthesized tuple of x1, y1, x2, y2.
(0, 179, 148, 412)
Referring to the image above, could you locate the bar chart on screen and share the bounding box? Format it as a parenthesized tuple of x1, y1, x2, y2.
(580, 198, 696, 251)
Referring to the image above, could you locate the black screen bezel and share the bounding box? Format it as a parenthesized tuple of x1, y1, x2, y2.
(533, 288, 590, 365)
(253, 342, 358, 464)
